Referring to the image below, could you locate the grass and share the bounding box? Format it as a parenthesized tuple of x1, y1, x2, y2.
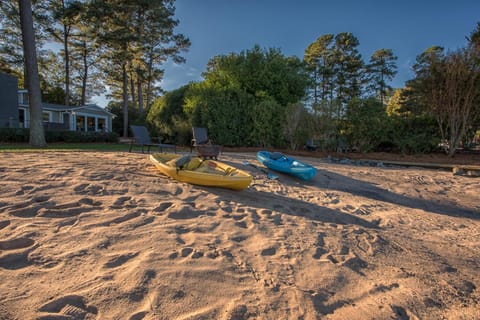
(0, 142, 130, 152)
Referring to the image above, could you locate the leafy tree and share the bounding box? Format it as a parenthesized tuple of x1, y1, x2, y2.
(186, 45, 308, 147)
(183, 81, 254, 146)
(386, 87, 441, 154)
(409, 43, 480, 156)
(284, 102, 312, 150)
(345, 98, 389, 152)
(466, 22, 480, 145)
(106, 101, 145, 137)
(386, 87, 426, 118)
(147, 84, 191, 145)
(19, 0, 46, 147)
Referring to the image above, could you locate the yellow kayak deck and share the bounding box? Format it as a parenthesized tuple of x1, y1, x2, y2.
(150, 153, 252, 190)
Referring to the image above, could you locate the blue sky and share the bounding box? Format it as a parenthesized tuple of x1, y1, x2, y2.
(157, 0, 480, 92)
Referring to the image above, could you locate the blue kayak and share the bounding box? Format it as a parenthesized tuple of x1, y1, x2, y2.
(256, 151, 317, 181)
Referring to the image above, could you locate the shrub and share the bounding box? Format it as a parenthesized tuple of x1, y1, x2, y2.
(0, 128, 119, 143)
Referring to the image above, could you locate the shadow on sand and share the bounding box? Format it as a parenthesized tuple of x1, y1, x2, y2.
(221, 158, 478, 221)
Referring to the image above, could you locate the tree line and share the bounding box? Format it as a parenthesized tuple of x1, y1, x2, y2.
(2, 1, 479, 155)
(145, 26, 479, 156)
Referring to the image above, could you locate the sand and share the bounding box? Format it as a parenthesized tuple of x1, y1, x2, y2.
(0, 151, 479, 320)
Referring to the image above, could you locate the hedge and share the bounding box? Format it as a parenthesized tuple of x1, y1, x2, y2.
(0, 128, 119, 143)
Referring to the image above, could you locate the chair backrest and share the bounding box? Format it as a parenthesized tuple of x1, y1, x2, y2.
(192, 127, 209, 144)
(130, 125, 152, 144)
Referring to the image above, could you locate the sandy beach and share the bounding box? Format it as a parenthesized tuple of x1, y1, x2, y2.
(0, 151, 479, 320)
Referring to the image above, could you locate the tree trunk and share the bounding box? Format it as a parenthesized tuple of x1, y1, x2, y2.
(122, 62, 129, 138)
(130, 72, 136, 106)
(137, 76, 143, 114)
(19, 0, 46, 147)
(64, 23, 70, 106)
(81, 39, 88, 105)
(145, 49, 153, 109)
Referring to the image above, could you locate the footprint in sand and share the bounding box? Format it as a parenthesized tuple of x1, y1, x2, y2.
(152, 201, 174, 213)
(109, 210, 144, 225)
(169, 247, 205, 260)
(128, 311, 148, 320)
(73, 183, 106, 195)
(354, 230, 386, 256)
(37, 206, 97, 219)
(0, 237, 38, 269)
(312, 235, 369, 273)
(342, 204, 376, 216)
(312, 233, 327, 259)
(110, 196, 134, 209)
(167, 205, 202, 220)
(0, 220, 10, 230)
(0, 237, 35, 250)
(235, 220, 249, 229)
(228, 213, 250, 229)
(37, 294, 98, 320)
(261, 247, 277, 256)
(104, 252, 140, 268)
(181, 247, 194, 257)
(84, 210, 145, 229)
(19, 185, 35, 194)
(232, 213, 248, 221)
(230, 234, 248, 243)
(182, 247, 204, 259)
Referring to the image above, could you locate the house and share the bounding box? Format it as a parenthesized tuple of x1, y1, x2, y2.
(0, 72, 20, 128)
(1, 72, 114, 132)
(18, 89, 115, 132)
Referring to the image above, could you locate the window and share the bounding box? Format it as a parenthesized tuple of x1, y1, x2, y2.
(19, 108, 25, 128)
(42, 111, 52, 122)
(98, 118, 106, 131)
(18, 92, 28, 105)
(76, 115, 85, 131)
(87, 117, 95, 132)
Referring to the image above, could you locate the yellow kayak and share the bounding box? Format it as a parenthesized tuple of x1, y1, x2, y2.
(149, 153, 252, 190)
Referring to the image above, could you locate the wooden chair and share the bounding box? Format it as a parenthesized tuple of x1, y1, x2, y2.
(305, 138, 318, 151)
(129, 125, 176, 153)
(191, 127, 221, 159)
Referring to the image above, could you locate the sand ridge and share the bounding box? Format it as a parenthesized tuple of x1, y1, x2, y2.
(0, 151, 479, 319)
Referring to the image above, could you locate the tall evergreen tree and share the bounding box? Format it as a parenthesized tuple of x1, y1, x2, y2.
(92, 0, 189, 137)
(332, 32, 364, 107)
(303, 34, 335, 109)
(366, 48, 398, 105)
(39, 0, 82, 106)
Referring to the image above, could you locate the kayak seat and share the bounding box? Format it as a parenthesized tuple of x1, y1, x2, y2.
(270, 152, 286, 160)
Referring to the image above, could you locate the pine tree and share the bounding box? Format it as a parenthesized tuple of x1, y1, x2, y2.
(366, 48, 398, 105)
